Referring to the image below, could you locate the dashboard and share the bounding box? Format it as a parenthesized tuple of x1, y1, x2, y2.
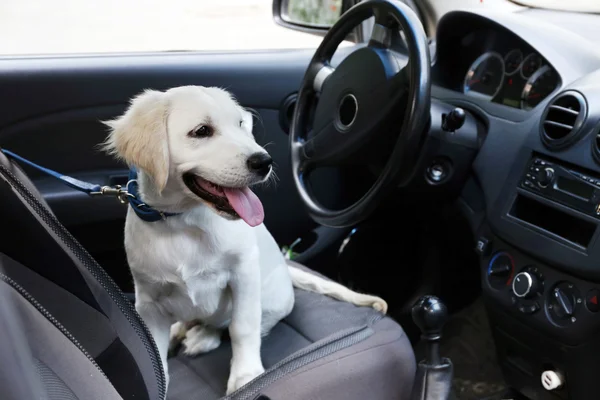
(432, 20, 561, 111)
(424, 8, 600, 400)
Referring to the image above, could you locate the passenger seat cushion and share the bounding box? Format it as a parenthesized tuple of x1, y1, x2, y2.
(167, 265, 415, 400)
(260, 318, 415, 400)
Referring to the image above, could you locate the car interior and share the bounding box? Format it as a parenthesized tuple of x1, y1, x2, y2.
(1, 0, 600, 399)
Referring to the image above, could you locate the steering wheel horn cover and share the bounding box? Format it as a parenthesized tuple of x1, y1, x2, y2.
(290, 0, 431, 228)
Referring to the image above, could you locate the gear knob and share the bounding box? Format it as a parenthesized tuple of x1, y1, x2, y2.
(412, 295, 448, 365)
(412, 295, 448, 338)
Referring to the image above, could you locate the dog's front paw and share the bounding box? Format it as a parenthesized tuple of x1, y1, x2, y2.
(183, 325, 222, 356)
(226, 366, 265, 395)
(169, 321, 187, 342)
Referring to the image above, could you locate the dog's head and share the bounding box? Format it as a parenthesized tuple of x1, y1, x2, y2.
(103, 86, 272, 227)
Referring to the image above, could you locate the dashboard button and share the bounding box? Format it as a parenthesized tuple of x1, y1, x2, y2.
(585, 289, 600, 312)
(475, 237, 491, 256)
(527, 302, 540, 314)
(518, 302, 540, 314)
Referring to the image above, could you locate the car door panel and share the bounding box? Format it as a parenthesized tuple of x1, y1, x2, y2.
(0, 49, 352, 291)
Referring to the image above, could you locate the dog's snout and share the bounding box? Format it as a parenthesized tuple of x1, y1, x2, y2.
(247, 153, 272, 176)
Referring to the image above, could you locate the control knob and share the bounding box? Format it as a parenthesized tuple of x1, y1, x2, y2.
(512, 271, 540, 298)
(547, 282, 581, 325)
(537, 167, 554, 187)
(487, 252, 515, 290)
(442, 107, 466, 132)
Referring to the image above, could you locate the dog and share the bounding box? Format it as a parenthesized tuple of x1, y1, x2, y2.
(103, 85, 388, 395)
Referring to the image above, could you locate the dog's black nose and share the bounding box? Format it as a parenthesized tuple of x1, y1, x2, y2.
(247, 153, 273, 176)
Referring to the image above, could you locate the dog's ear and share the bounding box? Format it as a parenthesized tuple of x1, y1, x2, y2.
(102, 89, 170, 192)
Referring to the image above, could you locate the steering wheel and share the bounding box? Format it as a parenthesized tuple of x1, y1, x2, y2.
(290, 0, 431, 228)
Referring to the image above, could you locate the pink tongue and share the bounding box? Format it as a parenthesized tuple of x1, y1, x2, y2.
(223, 187, 264, 227)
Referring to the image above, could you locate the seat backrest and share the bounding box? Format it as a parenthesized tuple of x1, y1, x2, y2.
(0, 150, 165, 400)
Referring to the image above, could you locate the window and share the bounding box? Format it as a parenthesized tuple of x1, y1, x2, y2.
(0, 0, 339, 56)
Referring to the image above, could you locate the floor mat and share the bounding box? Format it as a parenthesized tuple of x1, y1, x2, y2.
(415, 298, 507, 400)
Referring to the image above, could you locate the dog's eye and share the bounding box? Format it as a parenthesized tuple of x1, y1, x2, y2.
(239, 120, 243, 127)
(189, 125, 213, 138)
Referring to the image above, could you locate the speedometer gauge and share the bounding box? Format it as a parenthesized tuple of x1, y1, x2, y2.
(463, 52, 505, 101)
(521, 66, 559, 110)
(521, 53, 543, 79)
(504, 49, 523, 76)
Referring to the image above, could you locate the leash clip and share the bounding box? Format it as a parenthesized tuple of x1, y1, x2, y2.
(90, 185, 132, 204)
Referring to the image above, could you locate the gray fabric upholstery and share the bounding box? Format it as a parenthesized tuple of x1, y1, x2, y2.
(167, 268, 416, 400)
(0, 280, 122, 400)
(35, 359, 79, 400)
(261, 318, 415, 400)
(0, 274, 49, 400)
(0, 253, 117, 358)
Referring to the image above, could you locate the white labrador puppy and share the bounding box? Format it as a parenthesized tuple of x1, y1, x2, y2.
(103, 86, 387, 394)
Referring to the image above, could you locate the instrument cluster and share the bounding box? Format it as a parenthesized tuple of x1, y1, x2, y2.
(433, 27, 562, 111)
(463, 49, 559, 110)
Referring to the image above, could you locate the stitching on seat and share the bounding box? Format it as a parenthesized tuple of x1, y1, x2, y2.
(281, 323, 407, 382)
(264, 328, 412, 399)
(225, 325, 373, 400)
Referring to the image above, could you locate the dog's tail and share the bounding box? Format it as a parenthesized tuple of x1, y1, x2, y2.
(287, 264, 388, 314)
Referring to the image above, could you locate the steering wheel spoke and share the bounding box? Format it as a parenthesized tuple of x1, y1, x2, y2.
(369, 22, 394, 49)
(369, 8, 404, 49)
(295, 121, 344, 170)
(312, 64, 335, 93)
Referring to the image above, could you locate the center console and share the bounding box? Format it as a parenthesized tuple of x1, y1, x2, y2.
(477, 152, 600, 400)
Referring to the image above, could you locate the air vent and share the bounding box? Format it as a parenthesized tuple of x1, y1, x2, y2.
(592, 123, 600, 164)
(540, 91, 587, 149)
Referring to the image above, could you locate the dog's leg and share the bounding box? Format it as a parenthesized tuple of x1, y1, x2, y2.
(182, 325, 222, 356)
(226, 254, 265, 395)
(136, 301, 172, 389)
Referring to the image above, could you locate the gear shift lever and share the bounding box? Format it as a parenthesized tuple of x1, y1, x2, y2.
(410, 295, 453, 400)
(412, 295, 448, 365)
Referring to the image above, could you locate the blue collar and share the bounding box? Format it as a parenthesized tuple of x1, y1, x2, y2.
(126, 168, 181, 222)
